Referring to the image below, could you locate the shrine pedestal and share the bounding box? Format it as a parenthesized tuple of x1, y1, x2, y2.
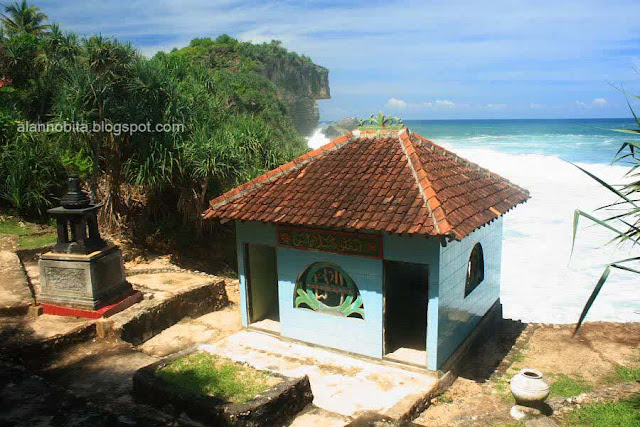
(39, 244, 133, 310)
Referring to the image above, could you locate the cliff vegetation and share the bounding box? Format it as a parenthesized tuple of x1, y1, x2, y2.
(170, 35, 330, 135)
(0, 2, 317, 252)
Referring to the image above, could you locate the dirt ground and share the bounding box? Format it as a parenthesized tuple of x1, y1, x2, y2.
(414, 323, 640, 426)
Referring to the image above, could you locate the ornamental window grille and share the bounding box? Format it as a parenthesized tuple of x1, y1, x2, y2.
(294, 262, 365, 319)
(465, 243, 485, 297)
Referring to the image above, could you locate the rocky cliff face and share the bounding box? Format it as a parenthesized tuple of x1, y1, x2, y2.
(258, 58, 330, 136)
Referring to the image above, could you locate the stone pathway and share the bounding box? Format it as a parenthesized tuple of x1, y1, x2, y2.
(139, 302, 242, 357)
(0, 235, 33, 316)
(201, 330, 439, 418)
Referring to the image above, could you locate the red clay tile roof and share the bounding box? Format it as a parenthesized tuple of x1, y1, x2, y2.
(203, 127, 530, 240)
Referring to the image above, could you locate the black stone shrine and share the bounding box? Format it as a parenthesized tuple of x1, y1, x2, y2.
(48, 178, 107, 254)
(38, 177, 134, 311)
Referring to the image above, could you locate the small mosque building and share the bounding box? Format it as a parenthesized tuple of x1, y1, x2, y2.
(203, 115, 529, 370)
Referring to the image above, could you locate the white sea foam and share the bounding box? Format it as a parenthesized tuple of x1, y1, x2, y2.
(306, 127, 639, 323)
(306, 127, 331, 149)
(444, 146, 639, 324)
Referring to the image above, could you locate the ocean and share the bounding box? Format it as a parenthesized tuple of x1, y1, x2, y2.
(307, 119, 640, 324)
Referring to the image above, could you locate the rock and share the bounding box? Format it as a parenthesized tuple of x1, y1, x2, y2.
(322, 117, 360, 139)
(526, 418, 558, 427)
(510, 405, 542, 421)
(258, 58, 330, 136)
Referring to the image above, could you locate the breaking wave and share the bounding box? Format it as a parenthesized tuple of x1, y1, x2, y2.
(448, 146, 639, 323)
(306, 127, 331, 149)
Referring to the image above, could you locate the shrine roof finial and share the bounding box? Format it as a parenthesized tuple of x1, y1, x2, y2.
(357, 111, 404, 131)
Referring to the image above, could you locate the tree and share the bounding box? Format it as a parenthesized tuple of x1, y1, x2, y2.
(0, 0, 50, 36)
(55, 35, 139, 215)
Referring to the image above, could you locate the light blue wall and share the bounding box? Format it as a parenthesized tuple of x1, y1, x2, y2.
(436, 217, 503, 368)
(383, 234, 441, 370)
(278, 248, 384, 357)
(235, 220, 503, 371)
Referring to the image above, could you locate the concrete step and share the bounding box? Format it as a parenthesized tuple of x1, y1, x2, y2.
(97, 276, 229, 345)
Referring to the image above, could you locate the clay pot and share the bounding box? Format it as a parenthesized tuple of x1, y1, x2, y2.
(510, 369, 549, 405)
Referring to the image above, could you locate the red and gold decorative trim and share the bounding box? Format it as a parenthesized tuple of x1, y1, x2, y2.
(277, 226, 382, 258)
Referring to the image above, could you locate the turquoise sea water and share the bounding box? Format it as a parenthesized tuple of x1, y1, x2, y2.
(405, 118, 635, 164)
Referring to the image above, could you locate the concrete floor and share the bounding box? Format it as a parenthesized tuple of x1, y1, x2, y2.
(249, 318, 281, 334)
(200, 330, 438, 417)
(385, 347, 427, 366)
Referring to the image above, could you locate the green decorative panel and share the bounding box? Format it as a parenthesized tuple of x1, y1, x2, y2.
(294, 262, 365, 319)
(278, 226, 382, 258)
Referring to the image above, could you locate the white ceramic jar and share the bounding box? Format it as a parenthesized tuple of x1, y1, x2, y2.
(510, 369, 550, 405)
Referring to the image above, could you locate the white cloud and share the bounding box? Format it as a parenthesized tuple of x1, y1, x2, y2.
(487, 103, 507, 109)
(530, 103, 545, 110)
(576, 98, 608, 109)
(592, 98, 608, 107)
(385, 97, 407, 109)
(435, 99, 456, 108)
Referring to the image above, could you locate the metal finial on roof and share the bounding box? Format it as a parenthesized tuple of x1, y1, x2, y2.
(358, 111, 404, 131)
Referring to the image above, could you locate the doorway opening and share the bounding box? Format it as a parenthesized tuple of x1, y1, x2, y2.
(384, 260, 429, 366)
(245, 243, 280, 334)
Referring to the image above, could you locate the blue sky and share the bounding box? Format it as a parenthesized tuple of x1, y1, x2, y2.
(34, 0, 640, 120)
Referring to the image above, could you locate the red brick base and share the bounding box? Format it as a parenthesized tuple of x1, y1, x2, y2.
(40, 291, 143, 319)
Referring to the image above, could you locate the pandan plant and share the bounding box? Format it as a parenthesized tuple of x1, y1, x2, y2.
(571, 96, 640, 333)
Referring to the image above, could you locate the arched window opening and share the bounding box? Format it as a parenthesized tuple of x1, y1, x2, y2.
(465, 243, 484, 297)
(294, 262, 364, 319)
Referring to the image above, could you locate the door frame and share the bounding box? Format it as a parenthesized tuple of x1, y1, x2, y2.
(243, 242, 279, 325)
(382, 259, 429, 356)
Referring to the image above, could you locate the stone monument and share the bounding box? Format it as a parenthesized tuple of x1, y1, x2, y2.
(38, 177, 136, 312)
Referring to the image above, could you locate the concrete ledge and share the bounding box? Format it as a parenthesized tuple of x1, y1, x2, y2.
(133, 349, 313, 426)
(97, 279, 229, 345)
(383, 370, 456, 422)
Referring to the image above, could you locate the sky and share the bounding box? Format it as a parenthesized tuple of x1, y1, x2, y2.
(33, 0, 640, 120)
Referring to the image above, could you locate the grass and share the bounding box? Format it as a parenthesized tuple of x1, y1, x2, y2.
(17, 234, 57, 249)
(492, 377, 515, 402)
(0, 214, 56, 250)
(604, 365, 640, 384)
(511, 347, 526, 364)
(438, 394, 454, 404)
(0, 216, 35, 235)
(549, 373, 593, 398)
(156, 352, 281, 403)
(562, 394, 640, 426)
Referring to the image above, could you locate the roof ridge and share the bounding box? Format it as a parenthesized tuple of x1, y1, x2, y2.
(411, 132, 530, 198)
(397, 127, 456, 238)
(203, 132, 354, 218)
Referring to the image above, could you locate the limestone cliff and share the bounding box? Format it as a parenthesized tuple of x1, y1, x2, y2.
(257, 57, 330, 136)
(170, 36, 330, 137)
